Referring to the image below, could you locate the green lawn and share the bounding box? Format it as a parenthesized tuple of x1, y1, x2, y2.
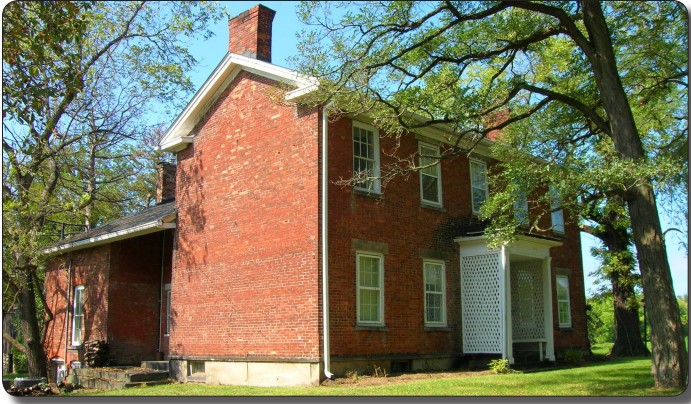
(69, 357, 684, 397)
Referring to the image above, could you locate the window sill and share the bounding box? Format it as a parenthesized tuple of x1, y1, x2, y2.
(424, 326, 451, 332)
(353, 188, 383, 198)
(558, 326, 573, 331)
(420, 202, 445, 212)
(67, 345, 83, 350)
(355, 325, 388, 331)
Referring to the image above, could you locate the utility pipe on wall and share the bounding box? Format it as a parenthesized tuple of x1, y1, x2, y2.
(321, 101, 334, 380)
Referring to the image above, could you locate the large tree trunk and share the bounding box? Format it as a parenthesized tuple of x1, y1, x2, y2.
(581, 0, 687, 388)
(17, 263, 48, 378)
(607, 244, 649, 357)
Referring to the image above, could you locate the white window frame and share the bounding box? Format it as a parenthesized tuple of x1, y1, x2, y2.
(71, 285, 85, 346)
(164, 283, 172, 336)
(514, 189, 529, 225)
(556, 275, 572, 328)
(352, 121, 381, 194)
(423, 260, 446, 327)
(550, 186, 565, 234)
(356, 251, 384, 326)
(418, 142, 443, 207)
(469, 159, 488, 214)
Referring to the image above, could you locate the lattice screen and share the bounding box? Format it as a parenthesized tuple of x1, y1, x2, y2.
(510, 261, 545, 341)
(461, 253, 502, 353)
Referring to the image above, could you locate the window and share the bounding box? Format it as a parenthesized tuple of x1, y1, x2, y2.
(514, 190, 529, 225)
(352, 122, 381, 193)
(164, 284, 171, 336)
(71, 285, 85, 346)
(356, 252, 384, 325)
(469, 159, 488, 214)
(419, 142, 442, 206)
(550, 186, 565, 234)
(423, 260, 446, 326)
(556, 275, 572, 328)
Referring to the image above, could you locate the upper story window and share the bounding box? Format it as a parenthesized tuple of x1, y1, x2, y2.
(71, 285, 85, 346)
(549, 186, 565, 234)
(514, 189, 529, 225)
(423, 260, 446, 326)
(356, 251, 384, 326)
(469, 159, 488, 214)
(352, 121, 381, 194)
(419, 142, 442, 206)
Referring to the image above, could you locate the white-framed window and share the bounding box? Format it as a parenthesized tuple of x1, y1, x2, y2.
(550, 186, 565, 234)
(469, 159, 488, 214)
(356, 252, 384, 325)
(352, 121, 381, 193)
(556, 275, 572, 328)
(423, 260, 446, 326)
(514, 189, 529, 225)
(419, 142, 442, 206)
(164, 284, 171, 336)
(71, 285, 85, 346)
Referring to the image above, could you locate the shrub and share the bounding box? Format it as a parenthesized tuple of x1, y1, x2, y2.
(488, 359, 516, 374)
(563, 349, 585, 366)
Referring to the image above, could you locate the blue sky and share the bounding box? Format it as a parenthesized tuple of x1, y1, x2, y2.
(181, 1, 688, 298)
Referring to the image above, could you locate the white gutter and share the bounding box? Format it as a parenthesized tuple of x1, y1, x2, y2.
(43, 220, 176, 254)
(322, 101, 334, 380)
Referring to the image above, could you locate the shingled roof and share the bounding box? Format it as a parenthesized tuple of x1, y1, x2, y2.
(43, 201, 176, 254)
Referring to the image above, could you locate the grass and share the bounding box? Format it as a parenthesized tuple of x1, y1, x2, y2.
(69, 357, 684, 397)
(2, 372, 29, 380)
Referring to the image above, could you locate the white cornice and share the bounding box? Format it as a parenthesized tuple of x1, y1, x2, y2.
(160, 53, 318, 152)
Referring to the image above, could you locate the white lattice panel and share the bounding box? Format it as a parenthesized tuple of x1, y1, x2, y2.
(511, 261, 545, 341)
(461, 253, 502, 353)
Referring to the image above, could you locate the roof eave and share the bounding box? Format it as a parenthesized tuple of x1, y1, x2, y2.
(42, 221, 176, 255)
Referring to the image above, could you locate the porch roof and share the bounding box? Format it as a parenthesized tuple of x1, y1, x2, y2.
(42, 201, 176, 255)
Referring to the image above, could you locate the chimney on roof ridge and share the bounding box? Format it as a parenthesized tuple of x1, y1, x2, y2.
(228, 4, 276, 63)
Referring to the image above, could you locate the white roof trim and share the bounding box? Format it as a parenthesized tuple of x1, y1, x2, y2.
(160, 53, 318, 152)
(454, 234, 562, 248)
(42, 220, 176, 255)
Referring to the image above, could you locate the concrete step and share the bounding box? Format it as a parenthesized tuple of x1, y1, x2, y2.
(141, 361, 169, 371)
(73, 367, 170, 390)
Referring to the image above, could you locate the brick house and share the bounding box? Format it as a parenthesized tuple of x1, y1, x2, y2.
(43, 4, 589, 387)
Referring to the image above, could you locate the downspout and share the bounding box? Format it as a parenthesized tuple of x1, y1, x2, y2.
(63, 255, 72, 363)
(321, 101, 334, 380)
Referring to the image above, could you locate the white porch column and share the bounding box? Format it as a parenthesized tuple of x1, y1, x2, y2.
(501, 246, 513, 363)
(542, 257, 555, 361)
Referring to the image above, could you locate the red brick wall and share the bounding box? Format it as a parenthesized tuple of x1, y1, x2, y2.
(108, 232, 168, 364)
(43, 245, 111, 366)
(326, 117, 589, 359)
(170, 70, 321, 360)
(43, 231, 173, 367)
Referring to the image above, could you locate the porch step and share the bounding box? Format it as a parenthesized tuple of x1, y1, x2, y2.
(141, 361, 169, 371)
(73, 367, 170, 390)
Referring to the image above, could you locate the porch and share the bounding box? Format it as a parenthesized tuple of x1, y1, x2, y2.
(455, 234, 561, 364)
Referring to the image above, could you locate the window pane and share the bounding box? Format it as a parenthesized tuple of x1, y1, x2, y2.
(421, 175, 439, 203)
(426, 294, 442, 322)
(359, 289, 380, 322)
(556, 276, 569, 299)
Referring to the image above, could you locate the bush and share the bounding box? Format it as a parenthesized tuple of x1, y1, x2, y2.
(488, 359, 516, 374)
(563, 349, 585, 366)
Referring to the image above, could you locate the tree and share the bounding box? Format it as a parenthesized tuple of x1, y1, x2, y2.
(294, 1, 687, 387)
(2, 1, 222, 377)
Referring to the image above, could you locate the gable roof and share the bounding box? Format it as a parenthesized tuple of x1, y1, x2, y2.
(43, 201, 177, 254)
(159, 53, 318, 152)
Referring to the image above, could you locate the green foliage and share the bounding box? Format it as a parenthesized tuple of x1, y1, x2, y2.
(488, 359, 516, 374)
(587, 293, 615, 345)
(678, 295, 688, 336)
(562, 349, 585, 366)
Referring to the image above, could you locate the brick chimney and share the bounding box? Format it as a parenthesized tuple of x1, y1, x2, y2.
(485, 109, 510, 142)
(156, 161, 176, 204)
(228, 4, 276, 63)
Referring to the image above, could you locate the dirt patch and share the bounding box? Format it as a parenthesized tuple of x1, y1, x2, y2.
(321, 370, 493, 387)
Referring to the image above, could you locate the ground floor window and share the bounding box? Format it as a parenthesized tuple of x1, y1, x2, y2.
(556, 275, 572, 328)
(71, 285, 85, 346)
(356, 252, 384, 325)
(164, 284, 171, 336)
(423, 260, 446, 326)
